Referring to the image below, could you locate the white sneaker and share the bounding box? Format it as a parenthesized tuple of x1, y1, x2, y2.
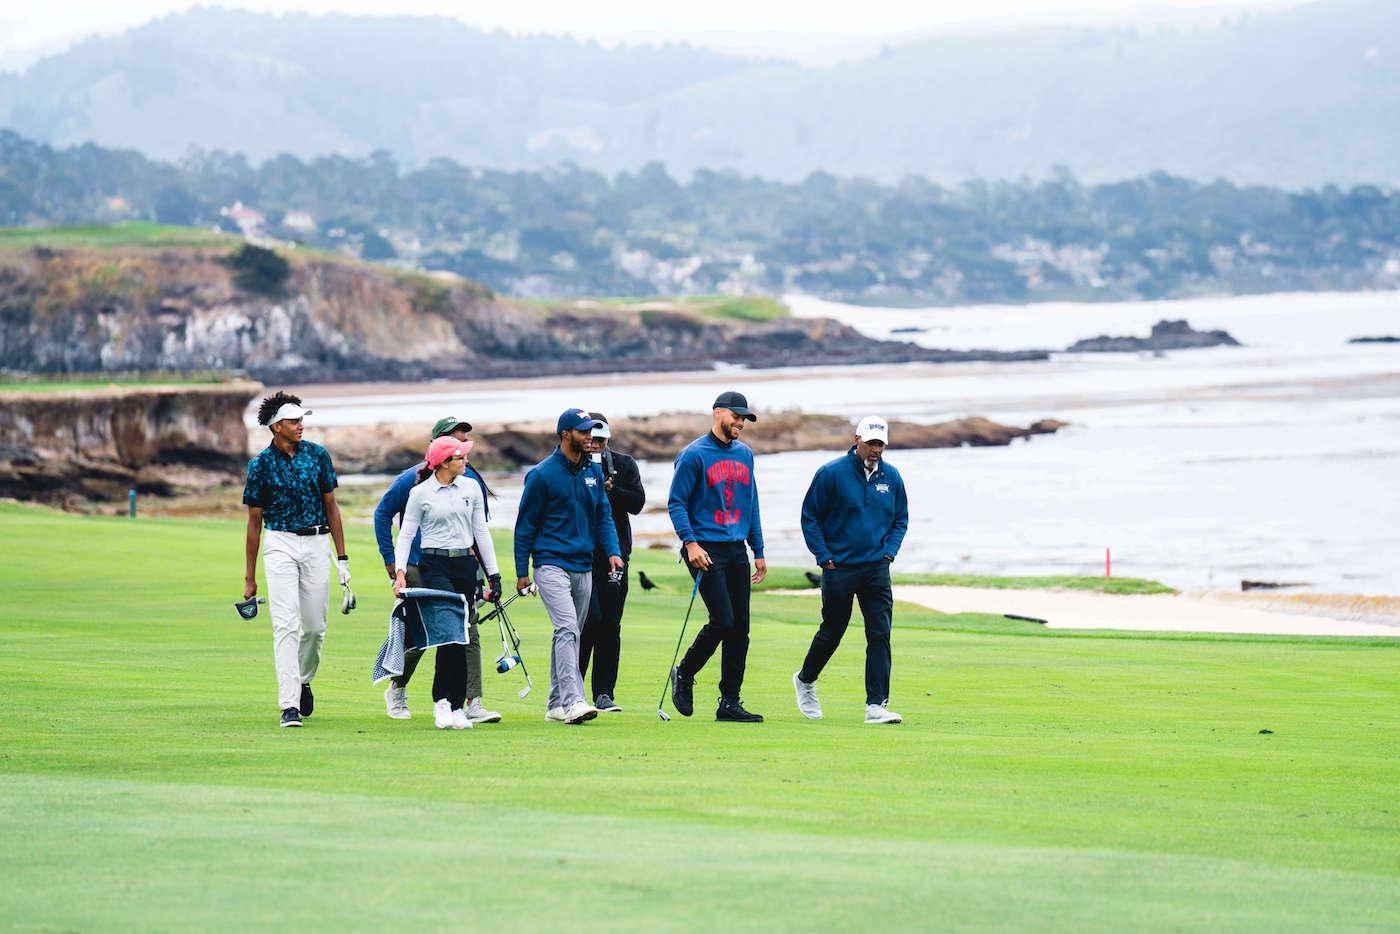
(450, 707, 473, 730)
(865, 703, 903, 725)
(433, 699, 454, 729)
(793, 671, 822, 720)
(465, 698, 501, 723)
(545, 706, 568, 722)
(563, 700, 598, 724)
(384, 685, 411, 720)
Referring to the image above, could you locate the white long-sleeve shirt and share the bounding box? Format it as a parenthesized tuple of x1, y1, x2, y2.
(394, 473, 499, 576)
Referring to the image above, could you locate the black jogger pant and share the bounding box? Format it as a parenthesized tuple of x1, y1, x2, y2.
(414, 553, 479, 709)
(798, 561, 893, 706)
(580, 554, 628, 700)
(677, 541, 752, 704)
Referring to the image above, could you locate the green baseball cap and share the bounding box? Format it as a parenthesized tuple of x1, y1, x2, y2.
(431, 416, 473, 439)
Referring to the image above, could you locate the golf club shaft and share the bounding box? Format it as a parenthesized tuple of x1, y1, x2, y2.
(657, 570, 704, 712)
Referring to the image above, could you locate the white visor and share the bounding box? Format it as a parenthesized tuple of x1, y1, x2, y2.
(591, 423, 611, 439)
(268, 402, 311, 424)
(855, 415, 888, 444)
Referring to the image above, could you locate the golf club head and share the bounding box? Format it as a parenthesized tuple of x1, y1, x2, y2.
(517, 683, 532, 699)
(657, 708, 671, 722)
(233, 597, 266, 620)
(340, 583, 356, 615)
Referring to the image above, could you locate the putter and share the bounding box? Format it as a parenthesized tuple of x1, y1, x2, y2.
(233, 596, 266, 620)
(657, 570, 704, 722)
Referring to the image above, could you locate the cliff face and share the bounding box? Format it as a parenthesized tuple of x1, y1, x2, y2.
(0, 246, 1048, 381)
(0, 382, 262, 502)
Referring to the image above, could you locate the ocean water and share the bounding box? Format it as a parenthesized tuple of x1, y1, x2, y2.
(297, 290, 1400, 594)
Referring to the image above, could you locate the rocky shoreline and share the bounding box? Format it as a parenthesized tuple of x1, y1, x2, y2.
(315, 412, 1070, 474)
(1067, 319, 1240, 353)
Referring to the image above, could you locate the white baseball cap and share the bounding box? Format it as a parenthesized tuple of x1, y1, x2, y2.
(855, 415, 889, 444)
(590, 422, 611, 439)
(267, 402, 311, 425)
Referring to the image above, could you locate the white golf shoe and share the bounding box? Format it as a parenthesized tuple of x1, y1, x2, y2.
(563, 700, 598, 724)
(864, 703, 903, 725)
(384, 685, 411, 720)
(793, 671, 822, 720)
(450, 707, 473, 730)
(465, 698, 501, 724)
(433, 699, 454, 729)
(545, 706, 568, 722)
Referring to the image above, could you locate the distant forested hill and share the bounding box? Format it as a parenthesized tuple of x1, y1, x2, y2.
(1, 1, 1399, 187)
(4, 130, 1398, 305)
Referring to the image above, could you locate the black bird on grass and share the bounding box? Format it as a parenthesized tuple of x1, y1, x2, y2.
(804, 571, 822, 587)
(638, 570, 659, 591)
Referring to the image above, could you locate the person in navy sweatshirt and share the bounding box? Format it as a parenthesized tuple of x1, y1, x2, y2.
(514, 408, 623, 725)
(792, 415, 909, 725)
(667, 390, 768, 723)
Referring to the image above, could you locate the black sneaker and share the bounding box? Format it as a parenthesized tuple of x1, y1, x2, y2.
(595, 693, 622, 713)
(300, 682, 314, 718)
(670, 667, 694, 717)
(280, 707, 303, 728)
(716, 700, 764, 723)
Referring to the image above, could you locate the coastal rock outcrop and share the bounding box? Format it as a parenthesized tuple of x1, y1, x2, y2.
(0, 245, 1049, 382)
(0, 381, 262, 503)
(1066, 319, 1240, 353)
(317, 413, 1069, 474)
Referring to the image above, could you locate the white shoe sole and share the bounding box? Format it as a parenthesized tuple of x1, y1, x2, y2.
(467, 712, 502, 723)
(864, 715, 903, 724)
(386, 710, 411, 720)
(564, 708, 598, 724)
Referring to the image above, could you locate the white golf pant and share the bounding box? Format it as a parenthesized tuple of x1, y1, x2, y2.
(535, 565, 592, 710)
(263, 530, 331, 710)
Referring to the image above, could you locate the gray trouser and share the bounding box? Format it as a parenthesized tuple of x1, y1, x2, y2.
(536, 564, 593, 710)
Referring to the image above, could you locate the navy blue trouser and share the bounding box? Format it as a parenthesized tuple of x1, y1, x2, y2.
(798, 561, 893, 706)
(677, 541, 752, 704)
(580, 554, 629, 701)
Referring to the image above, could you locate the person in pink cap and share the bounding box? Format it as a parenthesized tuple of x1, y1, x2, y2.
(393, 436, 502, 730)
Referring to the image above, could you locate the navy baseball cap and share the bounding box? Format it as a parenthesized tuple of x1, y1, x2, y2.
(712, 390, 757, 422)
(557, 408, 603, 433)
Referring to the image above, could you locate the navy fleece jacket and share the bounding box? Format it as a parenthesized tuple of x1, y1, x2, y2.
(514, 447, 621, 577)
(667, 432, 764, 557)
(800, 447, 908, 567)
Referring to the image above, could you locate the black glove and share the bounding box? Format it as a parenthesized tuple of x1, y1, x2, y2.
(487, 573, 503, 603)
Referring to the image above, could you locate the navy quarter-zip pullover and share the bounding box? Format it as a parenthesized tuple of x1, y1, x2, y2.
(800, 447, 908, 567)
(514, 446, 621, 578)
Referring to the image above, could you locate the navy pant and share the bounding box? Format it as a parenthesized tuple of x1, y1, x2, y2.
(580, 554, 628, 701)
(677, 541, 751, 704)
(799, 562, 893, 705)
(415, 553, 477, 708)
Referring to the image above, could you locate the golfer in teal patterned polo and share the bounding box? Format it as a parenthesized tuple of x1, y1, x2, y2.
(242, 391, 350, 728)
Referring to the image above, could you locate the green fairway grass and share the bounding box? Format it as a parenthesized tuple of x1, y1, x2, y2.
(0, 221, 237, 251)
(2, 502, 1398, 929)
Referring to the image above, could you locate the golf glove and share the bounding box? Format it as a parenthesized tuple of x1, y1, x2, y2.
(336, 557, 351, 586)
(487, 573, 502, 603)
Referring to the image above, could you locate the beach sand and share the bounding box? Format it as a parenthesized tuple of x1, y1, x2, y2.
(779, 586, 1400, 637)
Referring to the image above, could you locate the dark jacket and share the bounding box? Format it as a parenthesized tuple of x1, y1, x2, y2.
(594, 448, 645, 559)
(514, 446, 621, 577)
(800, 447, 908, 567)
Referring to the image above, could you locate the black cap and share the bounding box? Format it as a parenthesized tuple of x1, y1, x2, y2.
(712, 390, 757, 422)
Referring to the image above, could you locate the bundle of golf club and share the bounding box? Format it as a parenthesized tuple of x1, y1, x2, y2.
(476, 592, 533, 699)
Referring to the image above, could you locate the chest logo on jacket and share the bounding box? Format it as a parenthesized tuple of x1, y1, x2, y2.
(585, 475, 598, 488)
(706, 459, 750, 526)
(875, 482, 890, 494)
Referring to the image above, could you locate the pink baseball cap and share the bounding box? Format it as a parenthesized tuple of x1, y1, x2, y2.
(425, 436, 474, 470)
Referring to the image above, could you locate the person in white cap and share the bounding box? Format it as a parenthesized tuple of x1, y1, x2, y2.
(242, 391, 350, 728)
(792, 415, 908, 724)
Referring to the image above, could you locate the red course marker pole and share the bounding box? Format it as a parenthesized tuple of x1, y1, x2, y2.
(1106, 547, 1112, 578)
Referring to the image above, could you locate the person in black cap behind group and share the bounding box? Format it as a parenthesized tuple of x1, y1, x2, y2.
(579, 413, 646, 712)
(666, 390, 767, 723)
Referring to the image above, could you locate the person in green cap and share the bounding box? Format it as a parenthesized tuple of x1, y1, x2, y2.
(373, 416, 500, 722)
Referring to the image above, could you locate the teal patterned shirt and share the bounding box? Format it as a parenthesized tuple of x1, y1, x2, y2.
(242, 440, 338, 532)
